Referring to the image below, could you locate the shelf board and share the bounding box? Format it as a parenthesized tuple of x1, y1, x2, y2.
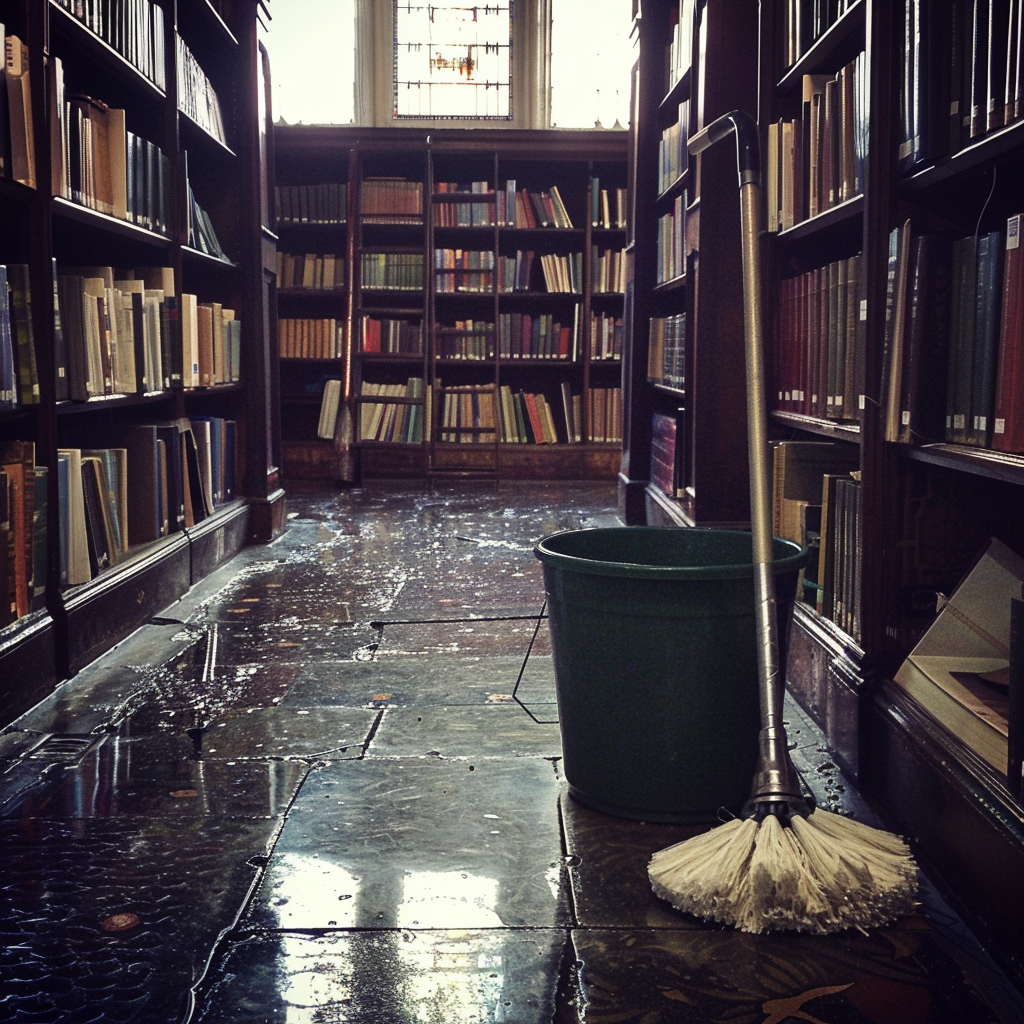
(659, 66, 691, 114)
(777, 0, 865, 91)
(652, 274, 686, 295)
(52, 197, 174, 248)
(907, 442, 1024, 484)
(901, 119, 1024, 193)
(771, 410, 861, 440)
(49, 2, 167, 102)
(774, 194, 864, 249)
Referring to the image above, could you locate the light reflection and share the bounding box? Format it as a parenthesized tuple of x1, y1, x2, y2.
(274, 931, 506, 1024)
(398, 870, 502, 929)
(271, 853, 362, 929)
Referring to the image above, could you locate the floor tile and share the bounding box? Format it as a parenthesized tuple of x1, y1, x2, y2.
(1, 731, 308, 819)
(570, 918, 1012, 1024)
(187, 706, 379, 761)
(282, 653, 557, 708)
(368, 704, 562, 758)
(1, 816, 277, 1024)
(246, 757, 569, 932)
(194, 928, 568, 1024)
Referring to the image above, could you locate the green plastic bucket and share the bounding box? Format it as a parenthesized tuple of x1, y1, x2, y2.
(534, 527, 807, 823)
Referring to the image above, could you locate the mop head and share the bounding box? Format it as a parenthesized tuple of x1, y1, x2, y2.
(648, 807, 918, 935)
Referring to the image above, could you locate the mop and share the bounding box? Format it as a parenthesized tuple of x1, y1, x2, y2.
(647, 111, 918, 935)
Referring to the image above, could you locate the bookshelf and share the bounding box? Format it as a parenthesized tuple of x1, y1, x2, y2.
(0, 1, 281, 723)
(272, 126, 627, 483)
(624, 0, 1024, 987)
(619, 0, 761, 528)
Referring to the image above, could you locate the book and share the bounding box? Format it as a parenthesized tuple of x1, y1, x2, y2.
(882, 220, 912, 441)
(0, 440, 34, 616)
(5, 34, 35, 188)
(992, 213, 1024, 451)
(318, 379, 343, 440)
(897, 232, 955, 445)
(966, 227, 1005, 446)
(0, 265, 15, 411)
(946, 235, 980, 444)
(771, 441, 860, 552)
(56, 448, 91, 586)
(6, 264, 40, 406)
(894, 537, 1024, 775)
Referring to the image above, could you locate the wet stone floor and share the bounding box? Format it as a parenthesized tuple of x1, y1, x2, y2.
(2, 480, 1024, 1023)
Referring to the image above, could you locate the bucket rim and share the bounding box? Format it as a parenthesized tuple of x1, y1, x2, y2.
(533, 526, 808, 580)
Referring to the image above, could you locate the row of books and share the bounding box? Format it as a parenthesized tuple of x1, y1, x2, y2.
(766, 56, 867, 233)
(51, 0, 166, 89)
(51, 69, 172, 234)
(593, 246, 628, 294)
(659, 100, 691, 194)
(496, 249, 583, 293)
(361, 316, 423, 355)
(498, 184, 575, 230)
(433, 182, 497, 227)
(668, 0, 694, 87)
(58, 417, 236, 587)
(186, 176, 228, 260)
(1, 440, 44, 625)
(276, 183, 347, 225)
(657, 192, 688, 284)
(360, 178, 424, 221)
(440, 384, 498, 443)
(435, 249, 495, 293)
(899, 0, 1024, 170)
(498, 311, 577, 360)
(590, 312, 624, 361)
(590, 179, 628, 230)
(358, 378, 425, 443)
(277, 252, 346, 291)
(1, 263, 239, 411)
(588, 386, 623, 443)
(648, 312, 687, 390)
(781, 0, 858, 69)
(775, 253, 863, 421)
(770, 440, 861, 637)
(278, 318, 345, 360)
(360, 252, 425, 291)
(61, 266, 240, 398)
(880, 214, 1024, 452)
(176, 35, 227, 145)
(436, 322, 494, 361)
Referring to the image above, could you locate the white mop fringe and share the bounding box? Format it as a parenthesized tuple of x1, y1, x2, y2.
(648, 807, 918, 935)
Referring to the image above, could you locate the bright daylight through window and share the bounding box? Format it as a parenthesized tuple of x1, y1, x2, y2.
(264, 0, 631, 130)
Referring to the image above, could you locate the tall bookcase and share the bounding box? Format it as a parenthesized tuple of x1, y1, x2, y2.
(273, 126, 627, 484)
(619, 0, 761, 529)
(0, 0, 281, 726)
(624, 0, 1024, 986)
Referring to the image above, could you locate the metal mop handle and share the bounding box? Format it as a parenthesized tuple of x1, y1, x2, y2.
(688, 111, 804, 810)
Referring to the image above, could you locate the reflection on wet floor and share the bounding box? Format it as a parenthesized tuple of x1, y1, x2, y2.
(2, 481, 1023, 1023)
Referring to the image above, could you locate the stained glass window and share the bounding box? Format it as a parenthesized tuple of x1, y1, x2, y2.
(394, 2, 513, 120)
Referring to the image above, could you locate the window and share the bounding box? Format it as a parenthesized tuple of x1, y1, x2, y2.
(393, 2, 513, 120)
(262, 0, 630, 131)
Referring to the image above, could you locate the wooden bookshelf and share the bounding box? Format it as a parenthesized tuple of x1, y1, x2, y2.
(625, 0, 1024, 988)
(0, 1, 281, 721)
(272, 126, 627, 483)
(619, 0, 761, 528)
